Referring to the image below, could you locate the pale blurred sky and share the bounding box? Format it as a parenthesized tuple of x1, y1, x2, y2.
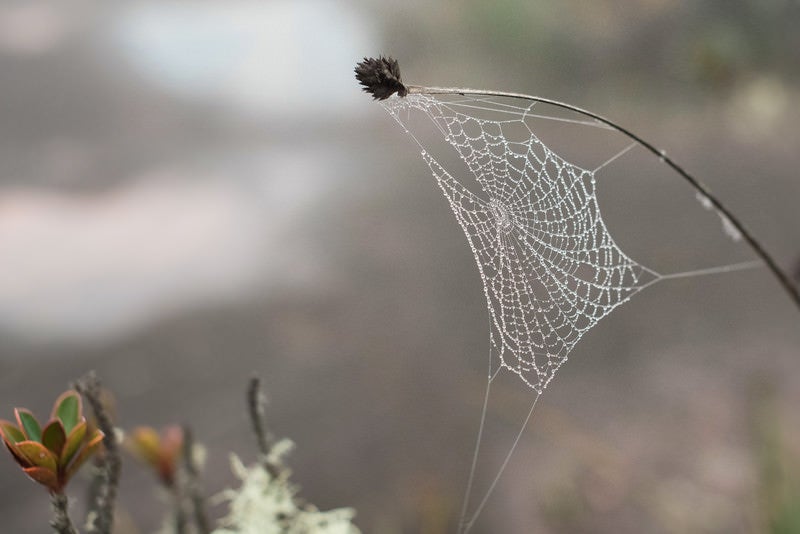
(112, 0, 375, 118)
(0, 0, 375, 344)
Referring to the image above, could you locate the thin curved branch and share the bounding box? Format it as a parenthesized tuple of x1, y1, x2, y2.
(403, 84, 800, 312)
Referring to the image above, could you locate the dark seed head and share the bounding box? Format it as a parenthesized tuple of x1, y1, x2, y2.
(354, 56, 408, 100)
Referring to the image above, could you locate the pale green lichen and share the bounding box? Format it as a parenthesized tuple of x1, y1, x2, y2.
(212, 439, 360, 534)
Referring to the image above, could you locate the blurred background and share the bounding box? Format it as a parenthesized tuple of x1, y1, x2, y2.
(1, 1, 799, 532)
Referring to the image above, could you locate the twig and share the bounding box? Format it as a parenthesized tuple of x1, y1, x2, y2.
(181, 425, 211, 534)
(171, 484, 188, 534)
(50, 492, 78, 534)
(246, 376, 272, 457)
(355, 57, 800, 312)
(164, 477, 189, 534)
(246, 376, 282, 479)
(75, 372, 120, 534)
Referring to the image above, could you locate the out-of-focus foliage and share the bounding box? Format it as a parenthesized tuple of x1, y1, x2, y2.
(448, 0, 800, 98)
(754, 384, 800, 534)
(125, 425, 183, 487)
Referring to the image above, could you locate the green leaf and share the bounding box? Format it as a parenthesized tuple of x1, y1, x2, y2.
(52, 391, 81, 435)
(22, 466, 60, 492)
(41, 420, 67, 456)
(15, 409, 41, 442)
(60, 421, 87, 467)
(0, 420, 25, 444)
(13, 440, 57, 471)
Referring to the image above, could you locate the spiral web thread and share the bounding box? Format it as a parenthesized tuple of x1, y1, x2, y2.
(383, 93, 663, 392)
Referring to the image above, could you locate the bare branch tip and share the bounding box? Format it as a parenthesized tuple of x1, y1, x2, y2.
(355, 56, 408, 100)
(246, 376, 271, 457)
(181, 425, 211, 534)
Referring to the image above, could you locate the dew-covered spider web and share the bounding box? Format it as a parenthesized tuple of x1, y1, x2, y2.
(383, 93, 755, 393)
(379, 92, 760, 533)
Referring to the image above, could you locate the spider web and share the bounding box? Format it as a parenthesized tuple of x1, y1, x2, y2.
(383, 93, 662, 392)
(378, 92, 761, 533)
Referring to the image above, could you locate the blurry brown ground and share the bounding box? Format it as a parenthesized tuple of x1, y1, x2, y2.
(1, 1, 799, 533)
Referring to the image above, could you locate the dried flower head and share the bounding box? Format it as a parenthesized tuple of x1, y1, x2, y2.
(354, 56, 408, 100)
(0, 390, 104, 493)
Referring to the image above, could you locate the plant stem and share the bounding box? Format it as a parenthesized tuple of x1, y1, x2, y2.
(170, 483, 188, 534)
(76, 372, 120, 534)
(405, 84, 800, 312)
(181, 426, 211, 534)
(50, 492, 78, 534)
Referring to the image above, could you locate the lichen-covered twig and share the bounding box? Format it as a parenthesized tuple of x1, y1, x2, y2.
(50, 493, 78, 534)
(85, 461, 104, 524)
(75, 372, 120, 534)
(181, 425, 211, 534)
(210, 377, 362, 533)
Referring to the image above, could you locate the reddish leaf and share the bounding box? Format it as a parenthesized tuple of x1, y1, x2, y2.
(161, 426, 184, 458)
(22, 466, 60, 492)
(13, 441, 57, 471)
(86, 429, 105, 450)
(4, 439, 28, 467)
(41, 420, 67, 456)
(14, 409, 41, 442)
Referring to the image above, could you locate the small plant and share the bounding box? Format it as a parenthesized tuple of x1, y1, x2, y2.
(1, 389, 105, 534)
(1, 374, 361, 534)
(126, 425, 184, 487)
(0, 390, 103, 494)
